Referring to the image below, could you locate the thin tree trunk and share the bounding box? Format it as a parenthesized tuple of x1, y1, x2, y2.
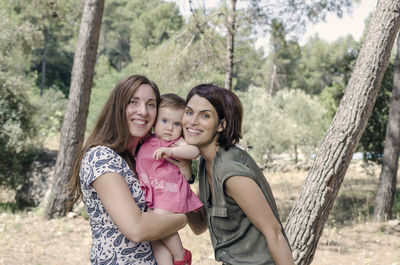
(374, 31, 400, 221)
(41, 26, 47, 97)
(285, 1, 400, 264)
(45, 0, 104, 219)
(269, 64, 277, 95)
(224, 0, 236, 90)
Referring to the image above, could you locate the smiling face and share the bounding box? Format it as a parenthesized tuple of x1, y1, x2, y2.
(154, 107, 184, 141)
(182, 94, 224, 149)
(125, 84, 157, 139)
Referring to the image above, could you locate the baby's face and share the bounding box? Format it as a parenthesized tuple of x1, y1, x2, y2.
(154, 107, 184, 141)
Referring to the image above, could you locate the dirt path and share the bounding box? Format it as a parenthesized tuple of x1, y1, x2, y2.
(1, 161, 399, 264)
(1, 210, 399, 265)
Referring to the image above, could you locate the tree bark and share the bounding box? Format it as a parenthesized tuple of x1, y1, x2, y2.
(40, 26, 47, 97)
(269, 64, 277, 96)
(284, 1, 400, 264)
(45, 0, 104, 219)
(374, 31, 400, 222)
(225, 0, 236, 90)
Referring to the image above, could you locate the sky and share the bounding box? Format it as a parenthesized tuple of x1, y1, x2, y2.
(300, 0, 377, 44)
(172, 0, 378, 51)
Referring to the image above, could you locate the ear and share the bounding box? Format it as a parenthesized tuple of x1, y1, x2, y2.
(218, 118, 226, 133)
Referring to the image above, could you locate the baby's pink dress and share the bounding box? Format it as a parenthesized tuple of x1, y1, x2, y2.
(136, 136, 203, 213)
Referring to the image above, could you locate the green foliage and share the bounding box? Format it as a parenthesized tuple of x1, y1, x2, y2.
(249, 0, 353, 34)
(329, 189, 375, 224)
(238, 86, 329, 162)
(29, 88, 68, 138)
(31, 35, 75, 96)
(319, 80, 346, 120)
(293, 35, 359, 95)
(0, 1, 47, 190)
(263, 19, 301, 94)
(358, 63, 393, 163)
(99, 0, 183, 70)
(10, 0, 81, 96)
(393, 191, 400, 217)
(130, 1, 183, 51)
(0, 202, 20, 214)
(0, 80, 42, 189)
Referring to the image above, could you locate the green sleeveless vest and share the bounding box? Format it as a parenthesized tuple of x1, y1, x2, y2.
(198, 146, 291, 265)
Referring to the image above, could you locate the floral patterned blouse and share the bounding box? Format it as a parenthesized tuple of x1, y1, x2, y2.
(80, 146, 156, 265)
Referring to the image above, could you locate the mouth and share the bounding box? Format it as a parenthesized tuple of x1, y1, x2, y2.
(186, 127, 202, 135)
(132, 119, 148, 126)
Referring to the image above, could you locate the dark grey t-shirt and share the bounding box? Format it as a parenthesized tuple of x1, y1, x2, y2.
(198, 146, 291, 265)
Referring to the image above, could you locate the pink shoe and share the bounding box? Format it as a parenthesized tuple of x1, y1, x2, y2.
(173, 249, 192, 265)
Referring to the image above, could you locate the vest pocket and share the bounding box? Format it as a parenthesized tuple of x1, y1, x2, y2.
(210, 206, 238, 233)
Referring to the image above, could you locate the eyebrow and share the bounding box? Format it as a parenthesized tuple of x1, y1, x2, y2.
(185, 106, 213, 113)
(131, 96, 156, 102)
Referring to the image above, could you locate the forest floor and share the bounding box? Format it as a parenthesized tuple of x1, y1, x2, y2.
(0, 138, 399, 264)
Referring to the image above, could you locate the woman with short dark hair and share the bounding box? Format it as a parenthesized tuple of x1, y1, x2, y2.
(183, 84, 294, 265)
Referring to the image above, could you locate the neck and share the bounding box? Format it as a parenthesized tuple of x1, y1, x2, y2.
(199, 140, 219, 165)
(127, 137, 141, 156)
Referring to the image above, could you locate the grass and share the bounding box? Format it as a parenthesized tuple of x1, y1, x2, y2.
(0, 161, 399, 265)
(0, 202, 20, 214)
(268, 161, 400, 228)
(329, 189, 375, 225)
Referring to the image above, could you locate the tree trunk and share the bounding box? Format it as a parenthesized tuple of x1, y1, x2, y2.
(269, 64, 277, 96)
(40, 26, 47, 97)
(284, 1, 400, 264)
(45, 0, 104, 219)
(224, 0, 236, 90)
(373, 31, 400, 222)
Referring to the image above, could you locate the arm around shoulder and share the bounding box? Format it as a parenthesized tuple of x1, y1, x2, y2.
(169, 138, 200, 160)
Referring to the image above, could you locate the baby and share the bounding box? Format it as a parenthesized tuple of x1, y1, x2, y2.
(136, 93, 203, 265)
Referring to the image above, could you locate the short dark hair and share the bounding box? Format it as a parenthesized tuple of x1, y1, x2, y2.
(159, 93, 186, 110)
(186, 84, 242, 150)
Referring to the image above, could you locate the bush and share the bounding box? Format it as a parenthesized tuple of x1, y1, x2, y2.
(238, 86, 329, 163)
(29, 87, 67, 138)
(0, 76, 41, 190)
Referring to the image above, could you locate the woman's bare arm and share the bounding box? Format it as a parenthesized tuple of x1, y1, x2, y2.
(225, 176, 295, 265)
(153, 138, 200, 160)
(186, 184, 208, 234)
(186, 208, 208, 235)
(92, 172, 187, 242)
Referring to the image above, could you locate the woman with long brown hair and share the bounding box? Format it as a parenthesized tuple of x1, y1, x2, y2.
(68, 75, 188, 264)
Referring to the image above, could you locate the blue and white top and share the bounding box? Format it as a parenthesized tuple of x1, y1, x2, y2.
(80, 146, 156, 265)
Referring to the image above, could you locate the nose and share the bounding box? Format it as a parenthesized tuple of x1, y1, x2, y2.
(137, 102, 148, 116)
(166, 122, 173, 131)
(190, 113, 199, 125)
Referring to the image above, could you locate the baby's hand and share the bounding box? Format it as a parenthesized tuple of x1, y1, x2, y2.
(153, 147, 173, 160)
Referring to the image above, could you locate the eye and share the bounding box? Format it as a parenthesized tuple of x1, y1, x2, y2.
(185, 110, 192, 116)
(174, 122, 182, 127)
(148, 102, 156, 108)
(129, 99, 139, 105)
(201, 113, 209, 119)
(161, 118, 168, 124)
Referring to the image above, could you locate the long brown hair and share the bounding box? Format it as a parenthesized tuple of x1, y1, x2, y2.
(67, 75, 160, 207)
